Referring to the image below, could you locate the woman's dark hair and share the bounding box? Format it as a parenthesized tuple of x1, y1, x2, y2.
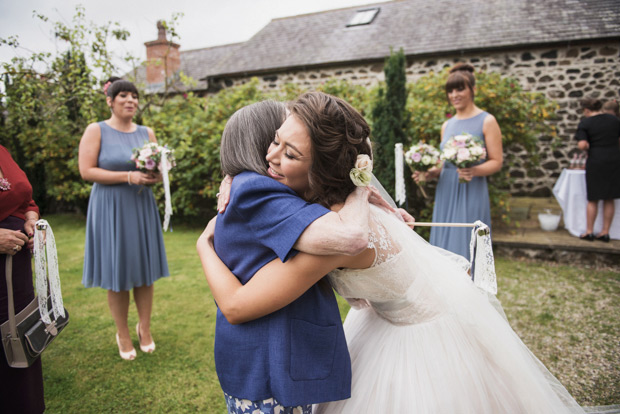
(445, 63, 476, 99)
(220, 100, 287, 176)
(290, 92, 372, 208)
(580, 97, 602, 112)
(104, 76, 139, 100)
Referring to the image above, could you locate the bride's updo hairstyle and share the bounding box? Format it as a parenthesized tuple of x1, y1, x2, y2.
(290, 92, 372, 208)
(220, 100, 287, 176)
(445, 63, 476, 99)
(104, 76, 140, 101)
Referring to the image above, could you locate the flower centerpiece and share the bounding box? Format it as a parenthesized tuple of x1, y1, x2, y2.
(440, 133, 487, 183)
(130, 142, 177, 231)
(404, 142, 441, 198)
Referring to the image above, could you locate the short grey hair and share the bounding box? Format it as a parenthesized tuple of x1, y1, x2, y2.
(220, 100, 287, 176)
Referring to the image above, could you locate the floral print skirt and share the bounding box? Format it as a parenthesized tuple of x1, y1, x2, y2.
(225, 393, 312, 414)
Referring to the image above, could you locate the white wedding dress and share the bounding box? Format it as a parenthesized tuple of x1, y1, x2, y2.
(315, 205, 584, 414)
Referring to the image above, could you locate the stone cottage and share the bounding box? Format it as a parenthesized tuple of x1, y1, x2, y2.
(131, 0, 620, 196)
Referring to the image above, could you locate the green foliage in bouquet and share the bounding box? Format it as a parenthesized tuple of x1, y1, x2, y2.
(406, 67, 559, 227)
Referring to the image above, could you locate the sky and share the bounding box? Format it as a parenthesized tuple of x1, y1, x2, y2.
(0, 0, 390, 72)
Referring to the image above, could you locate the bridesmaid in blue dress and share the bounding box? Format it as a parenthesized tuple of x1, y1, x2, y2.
(413, 63, 503, 260)
(79, 77, 169, 360)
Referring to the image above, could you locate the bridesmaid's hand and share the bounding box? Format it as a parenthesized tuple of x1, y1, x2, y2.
(457, 168, 474, 182)
(412, 171, 425, 183)
(129, 171, 160, 186)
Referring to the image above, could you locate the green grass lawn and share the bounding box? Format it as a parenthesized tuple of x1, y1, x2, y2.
(39, 214, 618, 413)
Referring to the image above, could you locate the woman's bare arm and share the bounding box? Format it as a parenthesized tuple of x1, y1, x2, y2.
(196, 216, 374, 324)
(79, 123, 162, 186)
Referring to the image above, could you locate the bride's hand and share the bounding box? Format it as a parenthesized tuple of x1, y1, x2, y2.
(367, 186, 395, 213)
(217, 175, 233, 213)
(345, 297, 371, 310)
(396, 208, 415, 228)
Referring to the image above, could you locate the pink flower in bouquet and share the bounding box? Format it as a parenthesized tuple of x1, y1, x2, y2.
(145, 158, 156, 170)
(440, 132, 486, 182)
(140, 147, 153, 159)
(411, 152, 422, 163)
(457, 148, 471, 163)
(130, 142, 177, 174)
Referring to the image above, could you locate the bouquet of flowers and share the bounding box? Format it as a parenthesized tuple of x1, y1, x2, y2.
(131, 142, 176, 174)
(440, 133, 486, 183)
(404, 142, 441, 197)
(130, 141, 176, 231)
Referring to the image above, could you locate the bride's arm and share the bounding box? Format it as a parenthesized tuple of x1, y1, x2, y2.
(294, 186, 394, 256)
(218, 177, 388, 257)
(197, 217, 374, 324)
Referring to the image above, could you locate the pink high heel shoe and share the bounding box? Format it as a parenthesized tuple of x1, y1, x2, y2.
(115, 333, 136, 361)
(136, 323, 156, 353)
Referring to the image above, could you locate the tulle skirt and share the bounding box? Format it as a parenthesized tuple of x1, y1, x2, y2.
(315, 304, 584, 414)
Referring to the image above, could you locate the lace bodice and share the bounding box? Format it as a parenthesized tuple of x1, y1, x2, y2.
(328, 208, 451, 325)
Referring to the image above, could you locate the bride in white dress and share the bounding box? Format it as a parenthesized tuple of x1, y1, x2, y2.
(197, 92, 584, 413)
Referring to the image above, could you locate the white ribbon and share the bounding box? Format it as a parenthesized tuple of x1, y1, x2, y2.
(33, 219, 65, 324)
(394, 143, 406, 206)
(161, 148, 173, 231)
(468, 220, 497, 295)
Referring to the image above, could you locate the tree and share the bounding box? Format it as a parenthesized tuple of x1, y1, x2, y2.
(370, 49, 410, 198)
(0, 6, 147, 213)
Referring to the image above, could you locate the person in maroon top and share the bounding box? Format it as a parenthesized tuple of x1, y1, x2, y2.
(0, 144, 45, 413)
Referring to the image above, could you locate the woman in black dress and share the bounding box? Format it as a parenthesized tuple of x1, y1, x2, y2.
(576, 98, 620, 242)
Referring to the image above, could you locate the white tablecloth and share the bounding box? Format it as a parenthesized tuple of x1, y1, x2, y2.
(552, 169, 620, 239)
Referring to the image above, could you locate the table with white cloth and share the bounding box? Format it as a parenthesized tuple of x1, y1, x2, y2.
(552, 168, 620, 239)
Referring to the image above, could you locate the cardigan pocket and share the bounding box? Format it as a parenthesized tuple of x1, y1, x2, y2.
(289, 319, 337, 381)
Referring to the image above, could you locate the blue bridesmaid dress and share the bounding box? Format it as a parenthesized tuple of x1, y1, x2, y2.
(82, 122, 169, 291)
(430, 112, 492, 261)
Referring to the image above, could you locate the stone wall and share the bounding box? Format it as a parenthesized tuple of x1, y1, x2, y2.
(214, 40, 620, 196)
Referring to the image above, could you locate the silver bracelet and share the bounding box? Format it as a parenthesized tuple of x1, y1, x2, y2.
(127, 171, 133, 185)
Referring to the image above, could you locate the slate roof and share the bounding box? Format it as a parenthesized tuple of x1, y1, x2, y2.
(211, 0, 620, 77)
(135, 0, 620, 89)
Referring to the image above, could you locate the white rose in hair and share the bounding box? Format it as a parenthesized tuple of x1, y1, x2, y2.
(350, 154, 373, 187)
(354, 154, 373, 172)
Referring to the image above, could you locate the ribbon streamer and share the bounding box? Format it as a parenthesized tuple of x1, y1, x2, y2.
(33, 219, 65, 324)
(161, 148, 173, 231)
(394, 143, 406, 206)
(468, 220, 497, 295)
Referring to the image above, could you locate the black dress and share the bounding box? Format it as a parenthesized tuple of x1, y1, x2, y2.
(575, 113, 620, 201)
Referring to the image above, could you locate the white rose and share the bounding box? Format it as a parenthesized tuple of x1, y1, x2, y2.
(140, 148, 152, 159)
(421, 155, 432, 165)
(354, 154, 373, 173)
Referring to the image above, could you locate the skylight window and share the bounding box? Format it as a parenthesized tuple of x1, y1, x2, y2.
(347, 8, 380, 27)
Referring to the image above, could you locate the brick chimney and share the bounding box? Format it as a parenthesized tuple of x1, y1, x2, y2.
(144, 21, 180, 85)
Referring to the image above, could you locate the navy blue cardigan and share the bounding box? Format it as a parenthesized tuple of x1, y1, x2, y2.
(213, 171, 352, 406)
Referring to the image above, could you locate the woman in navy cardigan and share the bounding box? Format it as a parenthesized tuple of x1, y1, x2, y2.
(204, 100, 377, 413)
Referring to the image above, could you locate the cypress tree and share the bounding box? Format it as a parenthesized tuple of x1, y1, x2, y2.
(371, 48, 410, 198)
